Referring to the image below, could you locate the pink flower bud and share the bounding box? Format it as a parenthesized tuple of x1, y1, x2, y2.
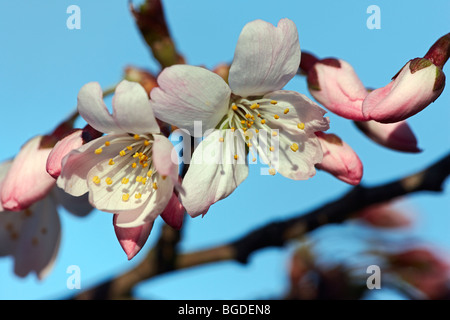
(306, 58, 367, 121)
(362, 58, 445, 123)
(315, 132, 363, 185)
(113, 214, 153, 260)
(354, 120, 421, 153)
(1, 136, 56, 211)
(160, 192, 185, 230)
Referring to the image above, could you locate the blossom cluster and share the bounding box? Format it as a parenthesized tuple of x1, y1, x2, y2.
(0, 18, 447, 278)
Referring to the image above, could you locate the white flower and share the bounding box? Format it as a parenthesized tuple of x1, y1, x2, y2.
(57, 80, 179, 228)
(149, 19, 330, 217)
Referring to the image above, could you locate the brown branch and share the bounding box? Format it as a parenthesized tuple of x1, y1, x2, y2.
(71, 152, 450, 299)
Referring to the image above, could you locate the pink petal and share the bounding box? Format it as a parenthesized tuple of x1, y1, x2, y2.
(160, 192, 185, 230)
(1, 136, 56, 211)
(113, 214, 153, 260)
(150, 65, 231, 135)
(46, 129, 84, 179)
(315, 132, 363, 185)
(112, 80, 160, 134)
(229, 18, 300, 97)
(354, 120, 421, 153)
(308, 59, 367, 121)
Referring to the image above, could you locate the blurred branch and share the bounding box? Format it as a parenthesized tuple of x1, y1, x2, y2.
(71, 151, 450, 299)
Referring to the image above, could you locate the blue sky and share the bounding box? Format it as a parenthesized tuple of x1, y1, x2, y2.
(0, 0, 449, 300)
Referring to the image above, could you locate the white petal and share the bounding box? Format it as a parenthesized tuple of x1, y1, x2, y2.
(112, 80, 160, 134)
(77, 82, 123, 134)
(57, 135, 125, 197)
(229, 18, 301, 97)
(180, 131, 249, 217)
(150, 65, 231, 135)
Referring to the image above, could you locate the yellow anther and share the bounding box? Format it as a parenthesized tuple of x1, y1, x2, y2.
(105, 177, 113, 185)
(131, 163, 137, 168)
(255, 129, 259, 133)
(152, 182, 158, 190)
(219, 137, 224, 142)
(234, 154, 239, 160)
(268, 168, 277, 175)
(121, 177, 129, 184)
(270, 100, 278, 105)
(250, 103, 259, 110)
(245, 113, 252, 118)
(241, 120, 246, 125)
(261, 119, 266, 124)
(92, 176, 101, 184)
(133, 134, 140, 140)
(147, 170, 153, 177)
(122, 193, 130, 202)
(231, 127, 235, 132)
(290, 143, 299, 152)
(94, 148, 103, 155)
(162, 175, 167, 180)
(135, 193, 142, 199)
(270, 146, 275, 152)
(136, 176, 143, 183)
(108, 159, 115, 165)
(297, 122, 305, 130)
(133, 152, 139, 158)
(257, 113, 261, 118)
(284, 108, 289, 114)
(232, 104, 238, 111)
(119, 150, 126, 157)
(243, 127, 247, 132)
(144, 140, 150, 146)
(126, 145, 133, 151)
(252, 157, 257, 162)
(272, 131, 278, 136)
(104, 141, 110, 146)
(141, 178, 147, 185)
(274, 114, 280, 120)
(247, 142, 252, 147)
(142, 163, 149, 168)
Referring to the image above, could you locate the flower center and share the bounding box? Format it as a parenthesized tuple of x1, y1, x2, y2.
(91, 134, 159, 202)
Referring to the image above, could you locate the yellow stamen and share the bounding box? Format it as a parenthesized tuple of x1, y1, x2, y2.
(234, 154, 239, 160)
(284, 108, 289, 114)
(268, 168, 276, 175)
(252, 157, 256, 162)
(144, 140, 150, 146)
(142, 163, 149, 168)
(269, 146, 275, 152)
(94, 148, 103, 155)
(126, 145, 133, 151)
(121, 177, 129, 184)
(272, 131, 278, 136)
(141, 178, 147, 185)
(131, 163, 137, 168)
(232, 104, 238, 111)
(261, 119, 266, 124)
(297, 122, 305, 130)
(290, 143, 299, 152)
(136, 176, 143, 183)
(250, 103, 259, 110)
(105, 177, 113, 185)
(219, 137, 224, 142)
(152, 182, 158, 190)
(274, 114, 280, 120)
(92, 176, 101, 184)
(270, 100, 277, 105)
(119, 150, 126, 157)
(133, 134, 140, 140)
(147, 170, 153, 177)
(108, 159, 115, 165)
(122, 193, 130, 202)
(135, 193, 142, 199)
(104, 141, 110, 146)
